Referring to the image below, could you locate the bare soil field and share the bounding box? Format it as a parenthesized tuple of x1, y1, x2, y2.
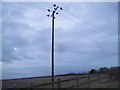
(2, 73, 119, 89)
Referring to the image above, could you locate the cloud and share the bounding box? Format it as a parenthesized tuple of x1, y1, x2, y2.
(2, 2, 118, 79)
(2, 0, 120, 2)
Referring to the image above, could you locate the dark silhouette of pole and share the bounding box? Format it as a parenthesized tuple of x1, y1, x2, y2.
(51, 11, 55, 89)
(47, 4, 63, 89)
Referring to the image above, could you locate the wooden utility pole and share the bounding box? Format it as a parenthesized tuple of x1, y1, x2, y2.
(47, 4, 63, 88)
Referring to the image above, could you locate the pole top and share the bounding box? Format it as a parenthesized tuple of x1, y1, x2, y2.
(47, 4, 63, 18)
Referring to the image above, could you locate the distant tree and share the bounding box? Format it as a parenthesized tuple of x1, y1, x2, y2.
(98, 67, 109, 73)
(90, 69, 96, 74)
(108, 66, 120, 81)
(66, 72, 76, 75)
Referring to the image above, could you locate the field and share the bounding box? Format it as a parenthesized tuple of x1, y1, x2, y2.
(2, 73, 119, 89)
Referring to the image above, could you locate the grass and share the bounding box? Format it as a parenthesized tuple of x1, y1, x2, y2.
(2, 73, 119, 88)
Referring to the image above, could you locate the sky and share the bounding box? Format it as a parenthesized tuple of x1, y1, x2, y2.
(2, 2, 118, 79)
(1, 0, 120, 2)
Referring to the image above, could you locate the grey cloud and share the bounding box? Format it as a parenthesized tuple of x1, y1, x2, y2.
(2, 27, 52, 62)
(2, 2, 118, 79)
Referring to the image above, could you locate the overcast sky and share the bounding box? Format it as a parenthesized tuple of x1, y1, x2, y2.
(2, 2, 118, 79)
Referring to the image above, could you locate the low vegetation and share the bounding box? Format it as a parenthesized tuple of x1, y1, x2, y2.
(2, 66, 119, 89)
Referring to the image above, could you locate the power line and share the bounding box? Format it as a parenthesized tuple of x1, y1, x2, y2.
(59, 10, 112, 42)
(19, 3, 47, 11)
(62, 10, 109, 36)
(2, 3, 112, 42)
(2, 3, 105, 35)
(2, 3, 50, 28)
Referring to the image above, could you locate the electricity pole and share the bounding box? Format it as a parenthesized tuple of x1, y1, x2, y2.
(47, 4, 63, 88)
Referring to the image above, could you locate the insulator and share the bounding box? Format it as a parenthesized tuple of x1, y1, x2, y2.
(60, 7, 63, 10)
(53, 4, 56, 7)
(47, 9, 50, 12)
(47, 15, 50, 17)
